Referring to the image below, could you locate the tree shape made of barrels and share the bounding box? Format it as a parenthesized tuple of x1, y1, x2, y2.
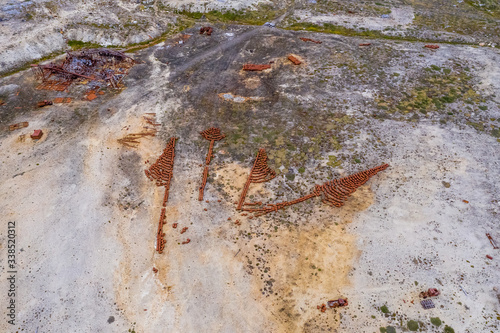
(144, 137, 177, 254)
(241, 162, 389, 217)
(199, 127, 225, 201)
(237, 148, 276, 210)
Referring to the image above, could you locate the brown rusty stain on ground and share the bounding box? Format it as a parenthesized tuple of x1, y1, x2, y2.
(216, 185, 374, 332)
(244, 77, 261, 89)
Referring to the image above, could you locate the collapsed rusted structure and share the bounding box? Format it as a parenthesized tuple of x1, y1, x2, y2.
(200, 26, 213, 35)
(31, 48, 136, 91)
(198, 127, 225, 201)
(145, 137, 178, 254)
(238, 153, 388, 216)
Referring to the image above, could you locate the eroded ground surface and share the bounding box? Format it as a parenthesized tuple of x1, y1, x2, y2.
(0, 15, 500, 333)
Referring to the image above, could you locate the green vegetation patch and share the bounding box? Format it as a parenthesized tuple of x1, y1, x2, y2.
(444, 325, 455, 333)
(67, 40, 105, 50)
(177, 4, 284, 26)
(378, 64, 482, 115)
(407, 320, 419, 331)
(380, 305, 390, 313)
(430, 317, 442, 326)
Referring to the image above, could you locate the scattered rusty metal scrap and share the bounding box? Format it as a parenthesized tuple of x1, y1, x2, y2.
(425, 44, 439, 49)
(327, 298, 349, 308)
(419, 288, 440, 299)
(317, 303, 327, 312)
(243, 64, 271, 71)
(318, 298, 348, 312)
(237, 149, 276, 210)
(300, 37, 322, 44)
(9, 122, 28, 131)
(37, 100, 53, 107)
(182, 238, 191, 245)
(143, 113, 161, 130)
(117, 131, 156, 148)
(288, 55, 302, 65)
(145, 137, 178, 254)
(241, 164, 389, 217)
(118, 114, 159, 148)
(198, 127, 225, 201)
(359, 43, 371, 46)
(0, 99, 5, 106)
(31, 48, 136, 91)
(486, 233, 498, 249)
(200, 26, 213, 36)
(53, 97, 72, 103)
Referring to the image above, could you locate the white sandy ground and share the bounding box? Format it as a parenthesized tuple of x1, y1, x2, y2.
(0, 35, 499, 332)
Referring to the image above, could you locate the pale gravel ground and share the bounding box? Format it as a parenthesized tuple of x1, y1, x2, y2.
(294, 6, 415, 31)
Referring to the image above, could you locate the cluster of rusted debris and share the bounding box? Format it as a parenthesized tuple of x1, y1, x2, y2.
(419, 288, 440, 309)
(117, 114, 159, 148)
(145, 137, 177, 253)
(198, 127, 225, 201)
(199, 26, 213, 36)
(420, 288, 440, 299)
(237, 149, 388, 217)
(31, 48, 136, 91)
(425, 44, 439, 49)
(318, 298, 349, 312)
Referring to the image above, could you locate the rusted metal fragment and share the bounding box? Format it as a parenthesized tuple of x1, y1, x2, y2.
(486, 233, 498, 249)
(359, 43, 371, 46)
(300, 37, 322, 44)
(9, 122, 29, 131)
(37, 100, 53, 107)
(288, 55, 302, 65)
(86, 93, 97, 101)
(53, 97, 72, 103)
(31, 129, 43, 139)
(243, 64, 271, 71)
(425, 44, 439, 49)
